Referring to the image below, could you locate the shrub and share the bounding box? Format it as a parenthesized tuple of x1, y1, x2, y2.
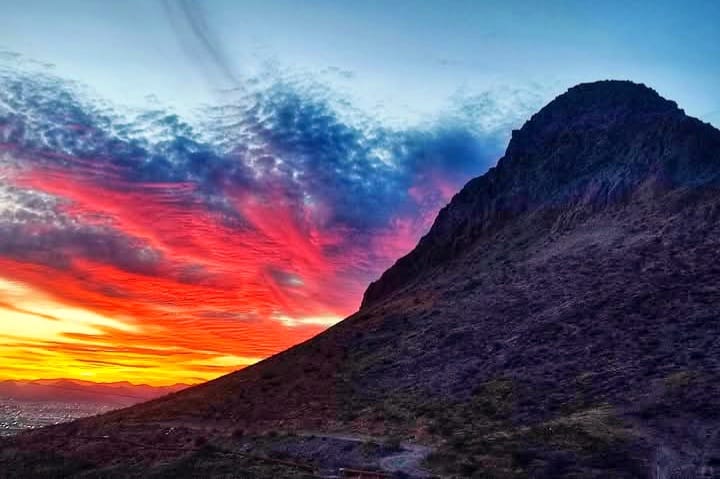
(459, 460, 480, 476)
(384, 435, 403, 452)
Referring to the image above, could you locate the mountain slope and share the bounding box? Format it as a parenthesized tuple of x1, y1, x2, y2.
(3, 80, 720, 478)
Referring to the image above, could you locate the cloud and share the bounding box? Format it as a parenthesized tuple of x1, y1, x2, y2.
(0, 65, 538, 383)
(162, 0, 240, 86)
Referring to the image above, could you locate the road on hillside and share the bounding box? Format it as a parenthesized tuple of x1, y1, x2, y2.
(297, 431, 433, 478)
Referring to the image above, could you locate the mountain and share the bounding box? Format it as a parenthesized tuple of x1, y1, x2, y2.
(0, 379, 188, 406)
(3, 80, 720, 478)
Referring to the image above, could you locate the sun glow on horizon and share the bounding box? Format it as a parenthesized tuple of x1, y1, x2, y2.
(0, 275, 265, 385)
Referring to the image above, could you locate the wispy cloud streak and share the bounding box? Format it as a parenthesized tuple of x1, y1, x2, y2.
(162, 0, 240, 86)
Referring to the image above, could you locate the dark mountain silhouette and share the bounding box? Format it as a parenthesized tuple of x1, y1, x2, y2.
(3, 80, 720, 478)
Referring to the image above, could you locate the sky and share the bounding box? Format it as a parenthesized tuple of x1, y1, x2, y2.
(0, 0, 718, 385)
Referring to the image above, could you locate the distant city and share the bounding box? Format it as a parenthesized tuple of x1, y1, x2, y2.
(0, 379, 188, 436)
(0, 398, 114, 436)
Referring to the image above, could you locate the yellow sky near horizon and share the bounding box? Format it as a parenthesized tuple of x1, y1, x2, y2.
(0, 275, 272, 385)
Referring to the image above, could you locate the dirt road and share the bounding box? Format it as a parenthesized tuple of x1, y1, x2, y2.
(297, 431, 433, 477)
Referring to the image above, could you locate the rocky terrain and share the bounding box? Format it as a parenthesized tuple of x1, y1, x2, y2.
(2, 80, 720, 478)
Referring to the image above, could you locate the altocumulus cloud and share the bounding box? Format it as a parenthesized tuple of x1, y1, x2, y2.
(0, 61, 539, 383)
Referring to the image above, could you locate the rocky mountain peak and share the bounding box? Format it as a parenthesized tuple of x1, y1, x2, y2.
(505, 80, 681, 158)
(362, 81, 720, 307)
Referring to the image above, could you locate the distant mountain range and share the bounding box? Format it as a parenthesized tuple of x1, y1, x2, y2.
(4, 81, 720, 478)
(0, 379, 188, 406)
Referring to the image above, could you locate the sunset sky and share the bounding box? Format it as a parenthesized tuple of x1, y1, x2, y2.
(0, 0, 718, 385)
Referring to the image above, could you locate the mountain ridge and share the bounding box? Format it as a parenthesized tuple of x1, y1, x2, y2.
(0, 379, 189, 405)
